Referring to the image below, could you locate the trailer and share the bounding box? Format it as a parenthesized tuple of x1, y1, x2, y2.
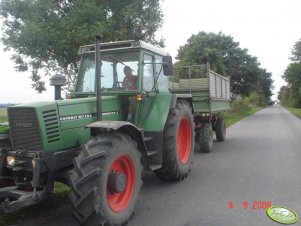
(170, 64, 231, 152)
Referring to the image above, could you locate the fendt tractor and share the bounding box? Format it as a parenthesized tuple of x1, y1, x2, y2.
(0, 38, 230, 225)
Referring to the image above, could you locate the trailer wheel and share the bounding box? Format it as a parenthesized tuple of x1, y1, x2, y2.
(155, 100, 195, 181)
(199, 122, 213, 153)
(69, 132, 142, 226)
(215, 118, 226, 142)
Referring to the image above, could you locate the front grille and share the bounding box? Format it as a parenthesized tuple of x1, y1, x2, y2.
(8, 108, 43, 151)
(42, 109, 60, 143)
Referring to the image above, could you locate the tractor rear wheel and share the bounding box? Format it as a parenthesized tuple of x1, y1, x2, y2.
(69, 132, 142, 226)
(155, 100, 195, 181)
(199, 122, 213, 153)
(215, 118, 226, 142)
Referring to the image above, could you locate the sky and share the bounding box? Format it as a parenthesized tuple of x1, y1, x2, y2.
(1, 0, 301, 103)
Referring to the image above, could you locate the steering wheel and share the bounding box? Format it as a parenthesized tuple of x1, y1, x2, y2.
(115, 81, 124, 89)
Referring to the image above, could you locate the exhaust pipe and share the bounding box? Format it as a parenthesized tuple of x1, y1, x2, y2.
(95, 36, 102, 121)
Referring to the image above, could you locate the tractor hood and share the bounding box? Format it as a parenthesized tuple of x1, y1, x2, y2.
(7, 96, 119, 151)
(57, 96, 119, 130)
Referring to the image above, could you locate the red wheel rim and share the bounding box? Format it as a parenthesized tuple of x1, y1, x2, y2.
(177, 118, 192, 164)
(107, 155, 135, 213)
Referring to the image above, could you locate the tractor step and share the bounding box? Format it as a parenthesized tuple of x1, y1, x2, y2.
(149, 164, 162, 171)
(143, 137, 152, 142)
(147, 150, 158, 157)
(146, 149, 162, 171)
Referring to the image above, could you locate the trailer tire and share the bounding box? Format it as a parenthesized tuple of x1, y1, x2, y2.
(69, 132, 142, 226)
(155, 100, 195, 181)
(215, 118, 226, 142)
(199, 122, 213, 153)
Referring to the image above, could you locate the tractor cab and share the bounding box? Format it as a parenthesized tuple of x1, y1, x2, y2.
(73, 40, 172, 124)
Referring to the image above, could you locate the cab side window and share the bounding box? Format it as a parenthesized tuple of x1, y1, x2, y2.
(155, 55, 169, 92)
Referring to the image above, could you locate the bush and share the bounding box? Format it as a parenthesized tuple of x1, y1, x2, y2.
(231, 92, 267, 113)
(231, 98, 251, 113)
(245, 92, 267, 107)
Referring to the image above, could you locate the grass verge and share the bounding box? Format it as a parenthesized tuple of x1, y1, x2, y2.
(222, 106, 262, 127)
(284, 106, 301, 120)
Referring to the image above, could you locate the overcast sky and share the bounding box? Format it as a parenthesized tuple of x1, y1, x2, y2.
(1, 0, 301, 103)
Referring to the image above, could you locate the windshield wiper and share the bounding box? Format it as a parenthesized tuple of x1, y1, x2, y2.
(109, 55, 127, 67)
(109, 55, 135, 73)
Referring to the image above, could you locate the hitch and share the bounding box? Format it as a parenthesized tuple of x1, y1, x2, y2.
(0, 183, 48, 213)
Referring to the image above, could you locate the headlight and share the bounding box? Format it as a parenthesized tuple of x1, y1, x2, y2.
(7, 156, 15, 166)
(32, 159, 36, 167)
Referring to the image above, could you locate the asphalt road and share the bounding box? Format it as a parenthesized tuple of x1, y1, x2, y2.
(18, 106, 301, 226)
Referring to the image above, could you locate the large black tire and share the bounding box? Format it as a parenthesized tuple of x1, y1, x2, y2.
(199, 122, 213, 153)
(69, 132, 142, 226)
(215, 118, 226, 142)
(155, 100, 195, 181)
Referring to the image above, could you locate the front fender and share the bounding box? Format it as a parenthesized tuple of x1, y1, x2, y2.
(86, 121, 147, 166)
(86, 121, 137, 131)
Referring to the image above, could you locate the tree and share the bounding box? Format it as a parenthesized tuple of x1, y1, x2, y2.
(176, 32, 273, 101)
(281, 38, 301, 107)
(290, 38, 301, 62)
(278, 86, 289, 105)
(259, 69, 274, 103)
(281, 62, 301, 107)
(0, 0, 164, 92)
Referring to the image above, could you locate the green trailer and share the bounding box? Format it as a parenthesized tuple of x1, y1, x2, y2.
(0, 39, 231, 226)
(170, 65, 231, 153)
(170, 64, 231, 113)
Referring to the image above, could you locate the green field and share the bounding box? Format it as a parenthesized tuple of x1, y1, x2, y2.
(0, 108, 7, 120)
(0, 108, 8, 132)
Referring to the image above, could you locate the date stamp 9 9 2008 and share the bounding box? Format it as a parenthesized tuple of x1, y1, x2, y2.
(228, 201, 299, 225)
(228, 200, 272, 210)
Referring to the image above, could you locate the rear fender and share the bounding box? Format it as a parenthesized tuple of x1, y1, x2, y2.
(170, 94, 194, 112)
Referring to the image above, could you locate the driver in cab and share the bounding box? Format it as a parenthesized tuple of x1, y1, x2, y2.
(122, 66, 137, 90)
(122, 66, 137, 122)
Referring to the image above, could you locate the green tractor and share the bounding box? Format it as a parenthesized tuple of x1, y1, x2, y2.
(0, 38, 230, 225)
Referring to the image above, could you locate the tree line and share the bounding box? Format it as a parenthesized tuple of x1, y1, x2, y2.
(174, 32, 273, 104)
(278, 39, 301, 107)
(0, 1, 273, 103)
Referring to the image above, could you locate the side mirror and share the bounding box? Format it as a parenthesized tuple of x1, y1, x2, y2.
(162, 55, 173, 76)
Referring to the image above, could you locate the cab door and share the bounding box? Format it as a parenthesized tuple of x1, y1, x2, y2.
(135, 53, 156, 127)
(135, 53, 171, 131)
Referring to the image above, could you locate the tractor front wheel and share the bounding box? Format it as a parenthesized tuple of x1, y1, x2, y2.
(155, 100, 195, 181)
(69, 132, 142, 226)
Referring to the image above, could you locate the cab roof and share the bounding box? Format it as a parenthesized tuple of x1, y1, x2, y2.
(78, 40, 169, 56)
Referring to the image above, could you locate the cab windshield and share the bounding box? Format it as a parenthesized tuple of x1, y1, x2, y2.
(76, 51, 139, 92)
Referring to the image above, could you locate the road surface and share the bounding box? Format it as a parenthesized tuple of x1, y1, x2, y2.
(17, 106, 301, 226)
